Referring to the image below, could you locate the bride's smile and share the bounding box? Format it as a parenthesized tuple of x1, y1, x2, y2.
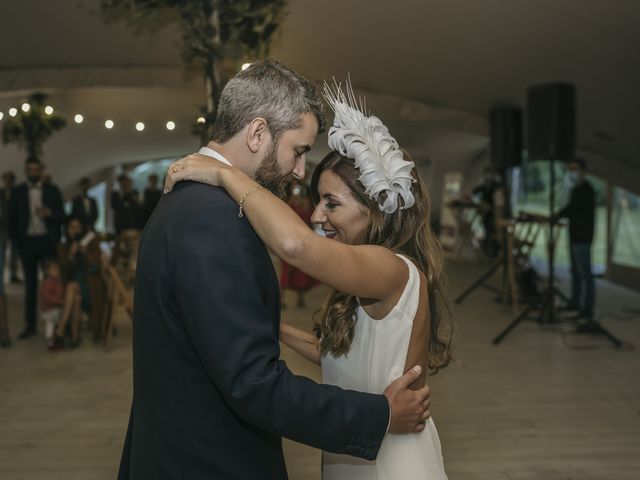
(311, 170, 370, 245)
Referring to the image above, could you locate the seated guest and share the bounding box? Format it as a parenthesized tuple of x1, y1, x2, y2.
(71, 177, 98, 231)
(111, 175, 140, 234)
(51, 218, 106, 348)
(142, 174, 162, 226)
(39, 260, 65, 350)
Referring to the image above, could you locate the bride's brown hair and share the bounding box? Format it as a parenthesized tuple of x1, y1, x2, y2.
(310, 150, 454, 373)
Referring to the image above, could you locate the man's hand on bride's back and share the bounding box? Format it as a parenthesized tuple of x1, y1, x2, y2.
(384, 365, 431, 434)
(164, 153, 230, 193)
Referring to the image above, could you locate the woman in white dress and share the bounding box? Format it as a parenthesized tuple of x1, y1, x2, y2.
(165, 82, 454, 479)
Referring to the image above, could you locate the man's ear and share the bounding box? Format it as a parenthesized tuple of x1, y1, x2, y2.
(246, 117, 271, 153)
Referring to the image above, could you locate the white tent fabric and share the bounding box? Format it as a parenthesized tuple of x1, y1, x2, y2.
(1, 0, 639, 195)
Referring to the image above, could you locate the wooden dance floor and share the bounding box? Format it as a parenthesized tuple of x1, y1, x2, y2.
(1, 262, 639, 479)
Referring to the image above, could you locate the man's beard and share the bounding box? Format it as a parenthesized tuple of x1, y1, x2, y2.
(254, 140, 291, 199)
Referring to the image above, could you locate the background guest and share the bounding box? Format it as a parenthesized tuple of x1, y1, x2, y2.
(8, 158, 64, 339)
(556, 158, 596, 320)
(472, 166, 502, 258)
(55, 217, 106, 346)
(279, 180, 318, 308)
(111, 174, 140, 234)
(142, 173, 162, 226)
(0, 171, 14, 347)
(1, 171, 21, 284)
(39, 259, 65, 350)
(71, 177, 98, 231)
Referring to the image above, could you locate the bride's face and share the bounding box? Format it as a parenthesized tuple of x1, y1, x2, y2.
(311, 170, 370, 245)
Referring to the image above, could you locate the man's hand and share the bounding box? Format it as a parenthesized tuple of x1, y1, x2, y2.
(383, 365, 431, 434)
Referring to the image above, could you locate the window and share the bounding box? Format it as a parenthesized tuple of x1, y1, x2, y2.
(611, 186, 640, 268)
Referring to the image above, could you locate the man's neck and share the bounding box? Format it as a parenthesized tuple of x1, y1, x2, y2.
(205, 141, 254, 178)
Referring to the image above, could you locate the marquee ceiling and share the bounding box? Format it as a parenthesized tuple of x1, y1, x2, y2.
(1, 0, 638, 192)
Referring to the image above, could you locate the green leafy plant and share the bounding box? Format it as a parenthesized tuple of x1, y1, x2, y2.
(1, 92, 67, 159)
(100, 0, 287, 142)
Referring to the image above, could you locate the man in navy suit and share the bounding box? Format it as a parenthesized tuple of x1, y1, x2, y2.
(117, 60, 431, 479)
(9, 158, 64, 338)
(70, 177, 99, 231)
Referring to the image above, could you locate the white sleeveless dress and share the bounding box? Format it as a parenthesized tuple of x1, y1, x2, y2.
(321, 255, 447, 480)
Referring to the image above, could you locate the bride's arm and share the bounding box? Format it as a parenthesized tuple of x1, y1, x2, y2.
(280, 323, 321, 366)
(213, 167, 408, 302)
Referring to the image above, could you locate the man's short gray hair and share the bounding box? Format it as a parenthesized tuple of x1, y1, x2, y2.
(211, 59, 325, 143)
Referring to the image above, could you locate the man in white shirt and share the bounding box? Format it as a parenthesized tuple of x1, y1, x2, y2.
(8, 158, 64, 339)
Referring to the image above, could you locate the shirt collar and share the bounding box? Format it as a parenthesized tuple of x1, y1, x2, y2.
(198, 146, 232, 166)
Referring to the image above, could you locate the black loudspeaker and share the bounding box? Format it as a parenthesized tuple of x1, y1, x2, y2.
(527, 83, 576, 160)
(490, 107, 522, 169)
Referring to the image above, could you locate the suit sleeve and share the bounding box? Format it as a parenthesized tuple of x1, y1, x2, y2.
(174, 201, 389, 461)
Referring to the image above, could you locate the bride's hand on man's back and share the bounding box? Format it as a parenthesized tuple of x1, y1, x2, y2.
(165, 153, 230, 193)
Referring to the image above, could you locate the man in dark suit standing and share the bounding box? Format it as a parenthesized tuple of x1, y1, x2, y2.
(9, 158, 64, 339)
(117, 60, 431, 479)
(141, 173, 162, 226)
(111, 175, 140, 234)
(71, 177, 98, 231)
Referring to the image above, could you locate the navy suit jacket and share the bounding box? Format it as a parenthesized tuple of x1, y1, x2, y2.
(8, 182, 64, 246)
(71, 194, 98, 230)
(117, 182, 389, 479)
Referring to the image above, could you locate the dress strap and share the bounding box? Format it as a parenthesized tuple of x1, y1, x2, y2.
(394, 254, 421, 322)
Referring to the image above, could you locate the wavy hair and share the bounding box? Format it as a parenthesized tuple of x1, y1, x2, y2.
(310, 150, 454, 373)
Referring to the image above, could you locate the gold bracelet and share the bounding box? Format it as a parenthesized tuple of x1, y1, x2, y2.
(238, 185, 264, 218)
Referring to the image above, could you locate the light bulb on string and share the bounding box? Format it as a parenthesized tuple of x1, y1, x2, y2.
(166, 121, 176, 131)
(136, 122, 145, 132)
(241, 63, 252, 71)
(74, 114, 84, 124)
(44, 106, 54, 115)
(21, 103, 30, 113)
(9, 108, 17, 117)
(197, 117, 206, 124)
(0, 112, 3, 121)
(105, 120, 114, 129)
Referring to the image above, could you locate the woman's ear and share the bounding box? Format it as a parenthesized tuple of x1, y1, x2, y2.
(246, 117, 271, 153)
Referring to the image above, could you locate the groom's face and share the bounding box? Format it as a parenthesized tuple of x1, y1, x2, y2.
(255, 113, 318, 198)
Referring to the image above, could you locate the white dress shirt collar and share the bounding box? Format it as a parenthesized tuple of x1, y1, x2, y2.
(198, 146, 231, 166)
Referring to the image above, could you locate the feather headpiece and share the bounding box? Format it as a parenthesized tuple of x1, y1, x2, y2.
(322, 77, 416, 214)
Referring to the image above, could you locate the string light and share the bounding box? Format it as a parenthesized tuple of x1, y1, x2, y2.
(241, 63, 252, 71)
(0, 101, 204, 133)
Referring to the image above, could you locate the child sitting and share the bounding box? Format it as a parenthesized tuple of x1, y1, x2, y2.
(39, 260, 65, 350)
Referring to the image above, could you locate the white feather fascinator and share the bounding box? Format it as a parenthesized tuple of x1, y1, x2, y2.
(322, 78, 416, 214)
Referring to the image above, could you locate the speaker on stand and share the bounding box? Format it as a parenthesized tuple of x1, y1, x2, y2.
(494, 84, 575, 344)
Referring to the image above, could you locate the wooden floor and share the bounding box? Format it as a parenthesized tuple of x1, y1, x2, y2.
(1, 262, 640, 479)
